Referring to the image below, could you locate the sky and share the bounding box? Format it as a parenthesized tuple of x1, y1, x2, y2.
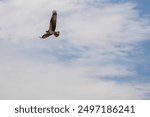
(0, 0, 150, 99)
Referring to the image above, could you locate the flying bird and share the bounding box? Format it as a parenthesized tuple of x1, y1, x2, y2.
(40, 10, 60, 39)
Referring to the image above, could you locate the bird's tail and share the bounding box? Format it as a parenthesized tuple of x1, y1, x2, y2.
(54, 31, 60, 37)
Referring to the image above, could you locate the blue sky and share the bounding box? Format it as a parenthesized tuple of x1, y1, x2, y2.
(0, 0, 150, 99)
(137, 0, 150, 14)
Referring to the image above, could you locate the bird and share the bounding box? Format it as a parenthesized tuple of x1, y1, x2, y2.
(40, 10, 60, 39)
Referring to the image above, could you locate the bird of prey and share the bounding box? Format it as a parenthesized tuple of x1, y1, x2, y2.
(40, 10, 60, 39)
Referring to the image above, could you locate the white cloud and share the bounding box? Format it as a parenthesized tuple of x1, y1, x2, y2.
(63, 2, 150, 46)
(0, 57, 149, 99)
(0, 0, 150, 99)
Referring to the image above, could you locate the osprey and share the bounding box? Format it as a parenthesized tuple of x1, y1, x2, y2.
(40, 10, 60, 39)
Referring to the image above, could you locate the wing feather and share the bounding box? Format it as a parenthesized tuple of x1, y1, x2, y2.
(49, 10, 57, 32)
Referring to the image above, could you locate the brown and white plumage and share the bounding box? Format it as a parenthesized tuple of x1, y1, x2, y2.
(40, 10, 60, 39)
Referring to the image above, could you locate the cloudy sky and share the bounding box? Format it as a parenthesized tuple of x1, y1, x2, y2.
(0, 0, 150, 99)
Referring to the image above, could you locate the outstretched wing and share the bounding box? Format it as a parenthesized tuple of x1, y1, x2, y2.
(40, 32, 51, 39)
(49, 10, 57, 32)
